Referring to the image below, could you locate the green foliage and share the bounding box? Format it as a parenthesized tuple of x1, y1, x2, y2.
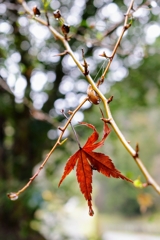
(42, 0, 51, 10)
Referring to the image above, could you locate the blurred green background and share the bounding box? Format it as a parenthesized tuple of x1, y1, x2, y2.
(0, 0, 160, 239)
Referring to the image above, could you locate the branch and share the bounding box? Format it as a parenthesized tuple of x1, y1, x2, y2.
(102, 103, 160, 194)
(7, 97, 89, 199)
(16, 0, 160, 195)
(99, 0, 134, 82)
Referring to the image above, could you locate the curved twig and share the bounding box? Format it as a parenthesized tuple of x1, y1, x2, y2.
(12, 0, 160, 195)
(7, 97, 89, 199)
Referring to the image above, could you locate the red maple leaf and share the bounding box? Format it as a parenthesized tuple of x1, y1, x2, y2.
(59, 120, 133, 216)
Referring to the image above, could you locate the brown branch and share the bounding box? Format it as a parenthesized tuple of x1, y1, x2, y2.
(7, 97, 89, 199)
(100, 0, 134, 81)
(11, 0, 160, 196)
(73, 19, 124, 47)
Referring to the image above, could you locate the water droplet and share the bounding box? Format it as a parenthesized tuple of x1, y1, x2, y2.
(7, 192, 19, 201)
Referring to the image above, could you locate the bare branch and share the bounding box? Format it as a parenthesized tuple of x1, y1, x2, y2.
(100, 0, 134, 80)
(7, 97, 89, 198)
(12, 0, 160, 196)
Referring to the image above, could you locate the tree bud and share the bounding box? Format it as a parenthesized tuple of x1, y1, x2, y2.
(33, 6, 41, 16)
(61, 23, 70, 35)
(53, 9, 61, 19)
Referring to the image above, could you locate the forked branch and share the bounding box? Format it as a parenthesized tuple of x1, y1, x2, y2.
(8, 0, 160, 199)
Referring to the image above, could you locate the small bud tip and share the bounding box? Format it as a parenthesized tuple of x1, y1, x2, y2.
(7, 192, 19, 201)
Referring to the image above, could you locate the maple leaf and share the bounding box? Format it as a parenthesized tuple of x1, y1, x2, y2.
(59, 120, 133, 216)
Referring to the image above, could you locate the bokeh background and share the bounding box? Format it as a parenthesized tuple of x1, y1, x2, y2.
(0, 0, 160, 239)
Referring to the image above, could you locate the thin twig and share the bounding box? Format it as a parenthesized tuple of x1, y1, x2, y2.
(7, 97, 89, 199)
(61, 110, 81, 148)
(100, 0, 134, 80)
(16, 0, 160, 195)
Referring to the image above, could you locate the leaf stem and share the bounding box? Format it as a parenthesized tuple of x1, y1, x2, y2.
(61, 111, 81, 148)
